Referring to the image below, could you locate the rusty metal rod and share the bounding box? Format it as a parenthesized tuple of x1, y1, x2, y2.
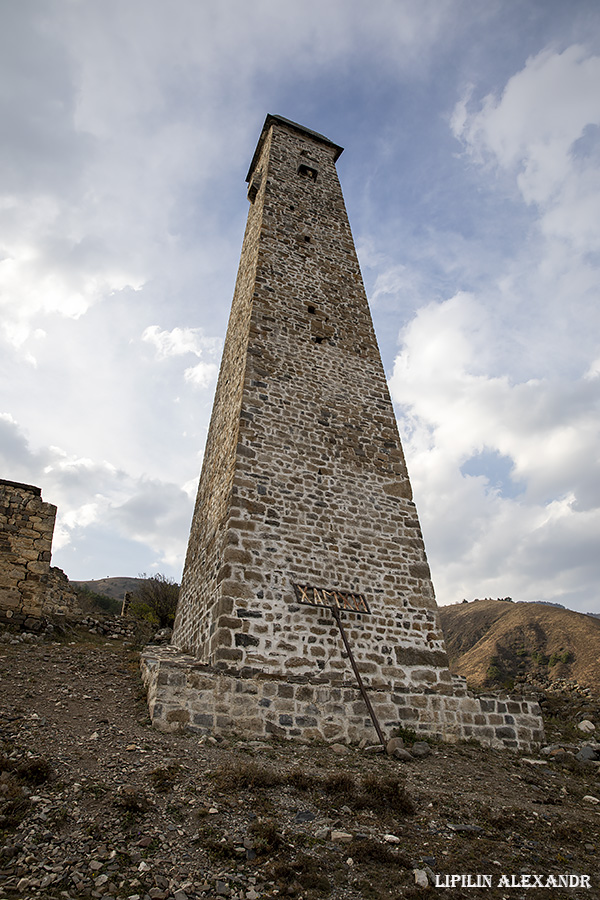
(331, 606, 386, 748)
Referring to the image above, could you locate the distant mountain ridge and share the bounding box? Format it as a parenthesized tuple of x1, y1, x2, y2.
(71, 576, 143, 602)
(439, 598, 600, 695)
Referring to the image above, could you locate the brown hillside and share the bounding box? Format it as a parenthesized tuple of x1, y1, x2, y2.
(439, 599, 600, 695)
(71, 576, 142, 602)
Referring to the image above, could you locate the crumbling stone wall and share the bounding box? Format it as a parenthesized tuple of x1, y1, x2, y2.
(45, 566, 82, 617)
(0, 480, 57, 625)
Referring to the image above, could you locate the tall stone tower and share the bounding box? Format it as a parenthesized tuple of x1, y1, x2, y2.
(172, 114, 443, 681)
(143, 116, 544, 750)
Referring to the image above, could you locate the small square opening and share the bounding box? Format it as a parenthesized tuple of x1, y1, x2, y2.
(297, 164, 318, 181)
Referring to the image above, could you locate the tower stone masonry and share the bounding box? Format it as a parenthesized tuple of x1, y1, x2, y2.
(142, 116, 544, 750)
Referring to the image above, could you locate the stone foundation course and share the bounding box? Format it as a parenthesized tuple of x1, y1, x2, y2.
(141, 645, 545, 753)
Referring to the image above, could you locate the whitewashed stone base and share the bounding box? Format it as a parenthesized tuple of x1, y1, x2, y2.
(141, 645, 545, 752)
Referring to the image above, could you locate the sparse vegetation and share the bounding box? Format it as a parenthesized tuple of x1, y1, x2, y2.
(485, 662, 501, 683)
(359, 774, 415, 814)
(113, 786, 149, 815)
(210, 762, 415, 817)
(128, 572, 180, 628)
(351, 837, 412, 868)
(15, 756, 52, 785)
(269, 854, 332, 895)
(549, 649, 573, 666)
(212, 760, 284, 790)
(249, 818, 285, 855)
(148, 764, 181, 792)
(322, 771, 356, 796)
(74, 584, 122, 616)
(392, 725, 419, 743)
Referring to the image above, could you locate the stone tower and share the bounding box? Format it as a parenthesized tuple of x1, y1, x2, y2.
(143, 116, 544, 750)
(172, 114, 444, 682)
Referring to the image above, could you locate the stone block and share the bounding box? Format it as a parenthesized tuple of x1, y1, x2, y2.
(193, 713, 215, 728)
(0, 588, 21, 608)
(26, 560, 49, 576)
(218, 616, 243, 630)
(495, 726, 516, 740)
(214, 648, 243, 662)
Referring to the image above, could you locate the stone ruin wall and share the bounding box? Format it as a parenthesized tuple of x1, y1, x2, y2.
(44, 566, 82, 617)
(0, 479, 81, 626)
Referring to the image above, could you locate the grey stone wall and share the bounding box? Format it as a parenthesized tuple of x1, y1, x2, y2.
(0, 479, 57, 623)
(45, 566, 82, 617)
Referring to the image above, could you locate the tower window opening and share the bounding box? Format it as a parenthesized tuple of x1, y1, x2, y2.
(298, 164, 318, 181)
(247, 169, 263, 203)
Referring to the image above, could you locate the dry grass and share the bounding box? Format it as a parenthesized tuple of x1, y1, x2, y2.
(148, 764, 181, 792)
(358, 774, 415, 814)
(212, 760, 285, 790)
(15, 757, 52, 785)
(248, 818, 284, 855)
(209, 760, 415, 816)
(270, 854, 331, 895)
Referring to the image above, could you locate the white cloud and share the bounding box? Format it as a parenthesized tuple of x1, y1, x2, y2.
(384, 43, 600, 612)
(142, 325, 220, 360)
(0, 414, 192, 578)
(391, 294, 600, 609)
(142, 325, 221, 389)
(453, 45, 600, 248)
(183, 362, 219, 388)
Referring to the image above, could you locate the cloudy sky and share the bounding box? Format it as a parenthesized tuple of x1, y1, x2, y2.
(2, 1, 599, 613)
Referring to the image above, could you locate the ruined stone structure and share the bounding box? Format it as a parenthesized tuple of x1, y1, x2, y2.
(44, 566, 82, 617)
(0, 479, 80, 625)
(142, 116, 544, 750)
(0, 479, 57, 624)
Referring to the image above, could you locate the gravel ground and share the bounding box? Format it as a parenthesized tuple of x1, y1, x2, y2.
(1, 627, 599, 900)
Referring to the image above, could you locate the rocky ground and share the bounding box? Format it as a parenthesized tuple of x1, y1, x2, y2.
(1, 624, 599, 900)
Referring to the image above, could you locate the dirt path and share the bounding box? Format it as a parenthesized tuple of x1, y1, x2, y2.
(1, 632, 599, 899)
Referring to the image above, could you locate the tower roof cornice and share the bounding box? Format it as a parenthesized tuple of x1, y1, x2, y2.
(246, 114, 344, 183)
